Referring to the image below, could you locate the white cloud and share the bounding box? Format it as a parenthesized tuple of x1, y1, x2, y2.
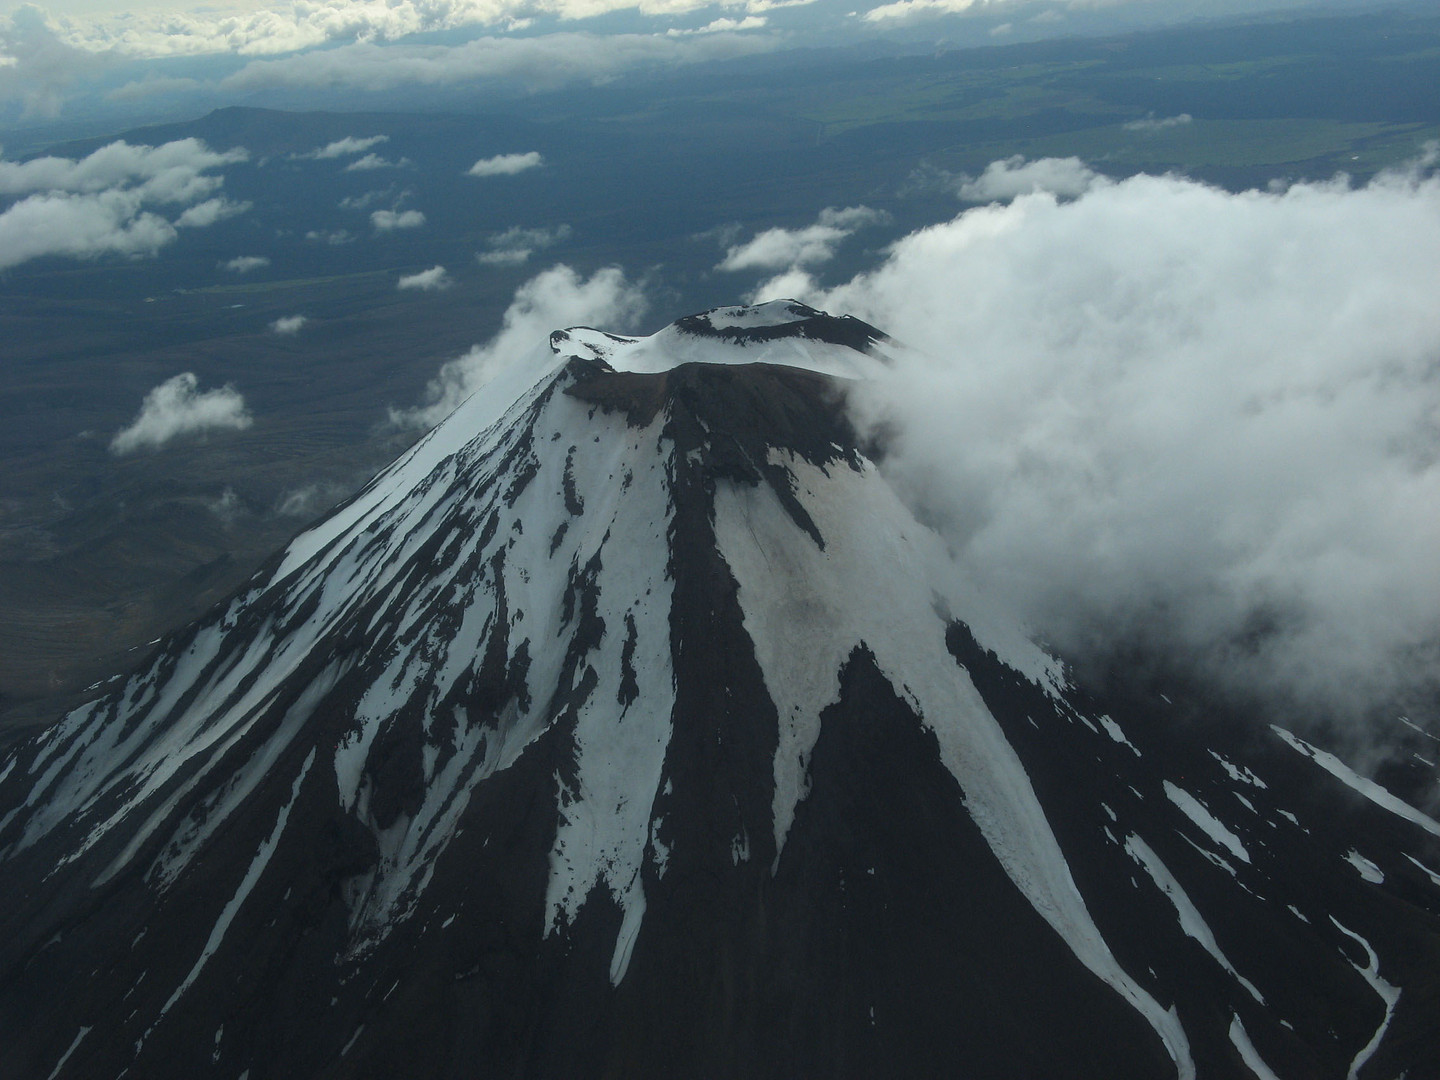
(467, 151, 542, 177)
(1124, 112, 1193, 133)
(807, 156, 1440, 724)
(862, 0, 985, 22)
(295, 134, 389, 159)
(398, 264, 452, 290)
(0, 189, 175, 270)
(957, 154, 1103, 200)
(221, 254, 269, 272)
(175, 196, 250, 227)
(717, 205, 887, 272)
(110, 372, 252, 454)
(271, 314, 307, 333)
(666, 15, 766, 34)
(0, 138, 248, 270)
(371, 207, 425, 231)
(477, 222, 571, 264)
(393, 264, 647, 429)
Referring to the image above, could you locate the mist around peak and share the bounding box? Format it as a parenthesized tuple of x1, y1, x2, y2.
(782, 153, 1440, 741)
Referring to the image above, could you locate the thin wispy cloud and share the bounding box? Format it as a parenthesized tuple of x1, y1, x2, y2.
(293, 135, 389, 160)
(1124, 112, 1193, 133)
(338, 187, 396, 210)
(305, 227, 355, 244)
(477, 222, 570, 265)
(345, 153, 410, 171)
(110, 372, 252, 454)
(221, 254, 269, 272)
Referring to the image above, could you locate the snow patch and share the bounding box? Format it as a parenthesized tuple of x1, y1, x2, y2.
(1344, 849, 1385, 884)
(1097, 715, 1140, 755)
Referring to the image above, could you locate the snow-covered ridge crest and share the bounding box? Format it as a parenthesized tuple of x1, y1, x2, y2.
(555, 299, 894, 380)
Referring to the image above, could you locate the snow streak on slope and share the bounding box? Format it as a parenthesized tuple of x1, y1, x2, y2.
(1123, 834, 1265, 1006)
(713, 452, 1193, 1077)
(1272, 727, 1440, 838)
(1330, 918, 1401, 1080)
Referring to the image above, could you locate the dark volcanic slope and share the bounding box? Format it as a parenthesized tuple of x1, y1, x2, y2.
(1, 302, 1437, 1080)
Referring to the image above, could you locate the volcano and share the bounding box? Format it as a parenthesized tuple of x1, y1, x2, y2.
(1, 301, 1438, 1080)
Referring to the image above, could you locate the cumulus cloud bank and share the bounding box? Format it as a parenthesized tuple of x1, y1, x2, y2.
(110, 372, 252, 454)
(0, 138, 249, 270)
(271, 314, 307, 333)
(393, 264, 647, 429)
(398, 264, 452, 290)
(468, 151, 542, 177)
(797, 156, 1440, 726)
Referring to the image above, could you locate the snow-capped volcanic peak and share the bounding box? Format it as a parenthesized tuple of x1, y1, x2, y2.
(1, 301, 1438, 1080)
(555, 299, 893, 379)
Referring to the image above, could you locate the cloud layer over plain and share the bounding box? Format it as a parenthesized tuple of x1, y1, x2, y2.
(789, 157, 1440, 724)
(110, 372, 253, 454)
